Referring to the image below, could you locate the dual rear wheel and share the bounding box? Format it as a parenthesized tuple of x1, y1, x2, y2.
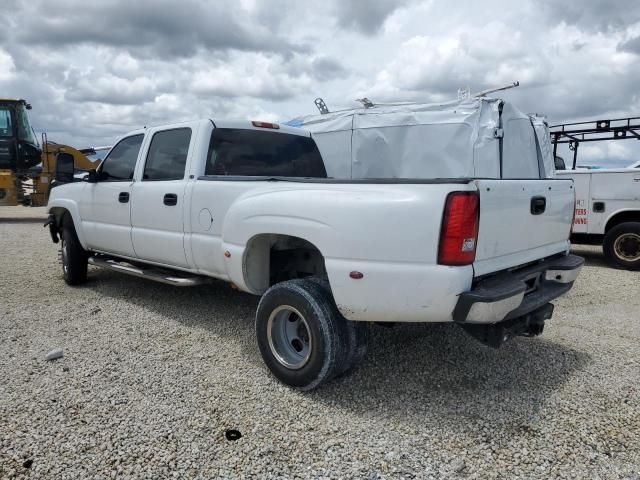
(255, 278, 368, 390)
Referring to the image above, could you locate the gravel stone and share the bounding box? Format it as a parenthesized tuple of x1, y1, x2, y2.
(452, 459, 466, 473)
(44, 349, 63, 361)
(1, 220, 639, 479)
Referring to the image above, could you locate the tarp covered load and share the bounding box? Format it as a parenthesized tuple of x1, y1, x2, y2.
(285, 97, 554, 180)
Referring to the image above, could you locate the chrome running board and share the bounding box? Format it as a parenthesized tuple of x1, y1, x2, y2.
(88, 256, 208, 287)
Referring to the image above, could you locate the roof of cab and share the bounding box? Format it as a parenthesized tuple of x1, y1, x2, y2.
(117, 118, 311, 142)
(212, 119, 311, 137)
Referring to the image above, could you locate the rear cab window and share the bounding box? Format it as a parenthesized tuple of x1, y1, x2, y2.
(143, 128, 192, 181)
(205, 128, 326, 178)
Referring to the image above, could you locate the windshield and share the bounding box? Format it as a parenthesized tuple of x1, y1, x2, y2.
(0, 107, 12, 138)
(15, 104, 37, 145)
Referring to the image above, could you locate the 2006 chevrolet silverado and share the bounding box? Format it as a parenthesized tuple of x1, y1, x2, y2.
(46, 97, 583, 389)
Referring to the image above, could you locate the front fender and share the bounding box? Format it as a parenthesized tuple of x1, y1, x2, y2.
(47, 197, 88, 250)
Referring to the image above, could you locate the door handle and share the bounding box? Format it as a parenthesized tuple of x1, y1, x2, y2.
(530, 196, 546, 215)
(118, 192, 129, 203)
(163, 193, 178, 206)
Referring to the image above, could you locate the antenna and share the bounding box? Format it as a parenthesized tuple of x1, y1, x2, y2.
(474, 81, 520, 98)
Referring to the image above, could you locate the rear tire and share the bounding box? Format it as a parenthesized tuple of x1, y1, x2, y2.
(308, 277, 368, 377)
(60, 215, 88, 285)
(603, 222, 640, 270)
(255, 279, 348, 390)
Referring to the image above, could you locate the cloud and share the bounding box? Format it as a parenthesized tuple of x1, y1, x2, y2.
(618, 36, 640, 54)
(0, 49, 16, 82)
(0, 0, 638, 159)
(64, 74, 167, 105)
(190, 57, 309, 102)
(310, 57, 348, 81)
(540, 0, 640, 32)
(361, 21, 551, 102)
(567, 140, 639, 168)
(335, 0, 411, 35)
(12, 0, 300, 59)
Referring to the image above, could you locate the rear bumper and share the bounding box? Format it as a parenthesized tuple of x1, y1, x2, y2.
(453, 254, 584, 324)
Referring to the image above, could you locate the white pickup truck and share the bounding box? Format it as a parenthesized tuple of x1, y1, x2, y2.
(556, 167, 640, 269)
(550, 116, 640, 269)
(46, 97, 583, 390)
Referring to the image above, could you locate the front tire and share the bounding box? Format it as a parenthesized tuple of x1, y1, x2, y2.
(603, 222, 640, 270)
(60, 215, 88, 285)
(255, 279, 348, 390)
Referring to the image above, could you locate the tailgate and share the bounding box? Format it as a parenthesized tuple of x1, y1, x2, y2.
(473, 179, 574, 276)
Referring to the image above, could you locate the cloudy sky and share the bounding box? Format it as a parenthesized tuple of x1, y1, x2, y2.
(1, 0, 639, 166)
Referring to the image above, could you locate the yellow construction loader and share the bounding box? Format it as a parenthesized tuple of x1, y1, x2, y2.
(0, 98, 100, 206)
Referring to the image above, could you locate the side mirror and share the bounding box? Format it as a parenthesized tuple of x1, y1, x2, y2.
(83, 169, 99, 183)
(554, 155, 566, 171)
(55, 152, 75, 184)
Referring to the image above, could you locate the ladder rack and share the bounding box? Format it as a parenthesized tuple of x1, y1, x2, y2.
(549, 116, 640, 169)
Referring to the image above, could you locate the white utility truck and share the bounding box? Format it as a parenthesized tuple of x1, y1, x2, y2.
(46, 97, 583, 390)
(551, 117, 640, 270)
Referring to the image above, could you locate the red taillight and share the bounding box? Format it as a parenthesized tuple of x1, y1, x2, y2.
(251, 121, 280, 129)
(438, 191, 480, 266)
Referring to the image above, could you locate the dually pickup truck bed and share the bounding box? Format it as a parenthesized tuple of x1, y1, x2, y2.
(46, 97, 583, 389)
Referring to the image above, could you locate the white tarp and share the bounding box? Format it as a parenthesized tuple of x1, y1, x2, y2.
(286, 97, 549, 180)
(530, 114, 555, 178)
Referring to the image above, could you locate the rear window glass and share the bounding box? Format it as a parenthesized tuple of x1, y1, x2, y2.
(205, 128, 326, 177)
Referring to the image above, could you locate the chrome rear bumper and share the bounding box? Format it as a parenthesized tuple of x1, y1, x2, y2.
(453, 254, 584, 324)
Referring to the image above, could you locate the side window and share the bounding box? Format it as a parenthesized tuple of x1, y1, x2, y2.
(143, 128, 192, 181)
(205, 128, 326, 177)
(99, 134, 143, 181)
(0, 108, 13, 137)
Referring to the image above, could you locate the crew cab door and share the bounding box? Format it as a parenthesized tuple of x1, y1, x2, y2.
(130, 127, 193, 268)
(80, 134, 143, 257)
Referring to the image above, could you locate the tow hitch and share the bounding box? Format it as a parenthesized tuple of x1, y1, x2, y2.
(461, 303, 554, 348)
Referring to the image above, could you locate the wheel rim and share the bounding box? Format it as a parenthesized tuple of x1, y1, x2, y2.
(267, 305, 312, 370)
(613, 233, 640, 262)
(61, 237, 69, 274)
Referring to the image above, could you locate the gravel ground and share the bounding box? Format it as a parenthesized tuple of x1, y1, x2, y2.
(0, 206, 47, 222)
(1, 220, 639, 479)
